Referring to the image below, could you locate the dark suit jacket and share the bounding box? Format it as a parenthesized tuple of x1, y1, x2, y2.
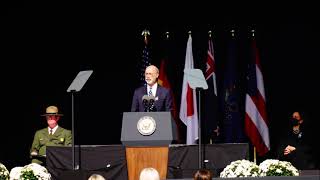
(277, 124, 316, 170)
(131, 84, 173, 112)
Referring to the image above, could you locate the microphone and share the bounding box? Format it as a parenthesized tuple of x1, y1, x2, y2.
(148, 95, 156, 112)
(142, 95, 149, 103)
(148, 95, 155, 103)
(142, 95, 150, 112)
(142, 95, 156, 112)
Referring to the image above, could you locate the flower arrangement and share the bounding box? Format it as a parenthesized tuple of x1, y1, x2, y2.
(9, 163, 51, 180)
(9, 167, 22, 180)
(220, 159, 300, 178)
(220, 159, 260, 178)
(259, 159, 299, 176)
(0, 163, 9, 180)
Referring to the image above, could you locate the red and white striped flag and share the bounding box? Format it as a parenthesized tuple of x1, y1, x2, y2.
(245, 39, 270, 156)
(180, 35, 198, 145)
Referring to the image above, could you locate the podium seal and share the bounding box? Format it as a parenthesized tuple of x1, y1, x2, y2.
(137, 116, 156, 135)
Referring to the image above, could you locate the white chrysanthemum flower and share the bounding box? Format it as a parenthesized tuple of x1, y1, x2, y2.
(9, 163, 51, 180)
(220, 159, 260, 178)
(221, 159, 299, 177)
(259, 159, 299, 176)
(0, 163, 9, 180)
(9, 167, 23, 180)
(0, 163, 10, 180)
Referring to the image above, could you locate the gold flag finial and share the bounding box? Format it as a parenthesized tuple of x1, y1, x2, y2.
(141, 29, 150, 44)
(141, 29, 150, 36)
(165, 31, 170, 39)
(251, 29, 255, 37)
(230, 29, 235, 37)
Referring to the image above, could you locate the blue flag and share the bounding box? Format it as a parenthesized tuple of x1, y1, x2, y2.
(203, 36, 220, 143)
(221, 35, 245, 143)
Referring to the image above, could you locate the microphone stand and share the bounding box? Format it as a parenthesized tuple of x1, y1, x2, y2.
(70, 90, 76, 170)
(197, 88, 203, 169)
(182, 68, 208, 170)
(66, 70, 93, 171)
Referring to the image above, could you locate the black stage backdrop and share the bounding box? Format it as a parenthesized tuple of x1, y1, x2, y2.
(1, 3, 320, 170)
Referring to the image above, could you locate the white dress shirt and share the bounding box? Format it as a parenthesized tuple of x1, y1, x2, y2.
(147, 83, 157, 97)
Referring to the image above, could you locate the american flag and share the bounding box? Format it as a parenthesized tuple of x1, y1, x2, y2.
(138, 29, 151, 86)
(245, 38, 270, 156)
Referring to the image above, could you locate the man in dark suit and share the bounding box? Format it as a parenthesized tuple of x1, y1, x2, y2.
(131, 65, 173, 112)
(30, 105, 72, 165)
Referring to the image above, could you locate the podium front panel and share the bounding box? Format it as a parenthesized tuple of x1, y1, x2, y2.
(121, 112, 173, 146)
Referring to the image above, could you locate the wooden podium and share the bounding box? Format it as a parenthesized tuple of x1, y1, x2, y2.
(126, 147, 168, 180)
(121, 112, 175, 180)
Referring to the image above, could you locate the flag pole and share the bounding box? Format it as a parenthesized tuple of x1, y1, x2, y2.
(253, 147, 257, 164)
(188, 30, 203, 170)
(208, 30, 212, 144)
(188, 30, 202, 169)
(208, 32, 212, 145)
(197, 88, 202, 169)
(252, 29, 257, 165)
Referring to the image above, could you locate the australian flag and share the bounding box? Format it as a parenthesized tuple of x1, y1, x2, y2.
(203, 36, 220, 143)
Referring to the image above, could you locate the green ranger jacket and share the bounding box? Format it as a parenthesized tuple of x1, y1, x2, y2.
(30, 126, 72, 164)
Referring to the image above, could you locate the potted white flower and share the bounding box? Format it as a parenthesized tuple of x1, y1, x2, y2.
(9, 167, 23, 180)
(259, 159, 299, 176)
(9, 163, 51, 180)
(0, 163, 9, 180)
(220, 159, 260, 178)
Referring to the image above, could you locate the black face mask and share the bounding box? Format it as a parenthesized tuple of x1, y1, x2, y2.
(290, 118, 300, 126)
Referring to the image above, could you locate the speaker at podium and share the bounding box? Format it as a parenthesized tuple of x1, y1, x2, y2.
(121, 112, 177, 180)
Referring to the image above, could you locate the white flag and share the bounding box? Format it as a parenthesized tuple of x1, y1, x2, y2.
(179, 35, 198, 145)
